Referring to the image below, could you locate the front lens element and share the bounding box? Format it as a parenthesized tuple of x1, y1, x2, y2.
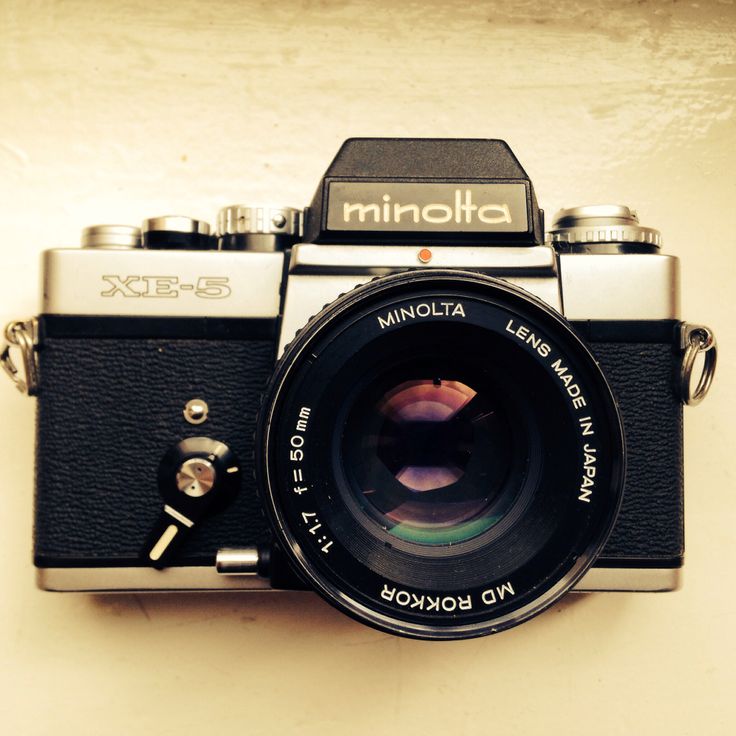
(342, 372, 517, 546)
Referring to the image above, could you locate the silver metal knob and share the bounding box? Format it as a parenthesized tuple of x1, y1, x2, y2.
(183, 398, 209, 425)
(548, 204, 661, 252)
(217, 205, 302, 237)
(176, 457, 216, 498)
(216, 547, 262, 575)
(217, 205, 302, 252)
(81, 225, 142, 249)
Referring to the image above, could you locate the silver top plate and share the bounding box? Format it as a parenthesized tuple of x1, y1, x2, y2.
(41, 248, 285, 318)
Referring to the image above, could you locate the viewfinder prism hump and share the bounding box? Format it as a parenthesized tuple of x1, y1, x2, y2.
(304, 138, 544, 245)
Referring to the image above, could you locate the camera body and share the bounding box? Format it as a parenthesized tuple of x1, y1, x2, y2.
(26, 139, 695, 635)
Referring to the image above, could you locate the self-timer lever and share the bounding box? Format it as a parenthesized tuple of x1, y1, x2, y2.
(142, 437, 241, 569)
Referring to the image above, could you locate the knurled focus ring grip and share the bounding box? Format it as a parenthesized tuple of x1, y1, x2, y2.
(679, 323, 717, 406)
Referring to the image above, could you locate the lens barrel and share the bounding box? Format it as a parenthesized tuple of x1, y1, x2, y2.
(256, 271, 625, 639)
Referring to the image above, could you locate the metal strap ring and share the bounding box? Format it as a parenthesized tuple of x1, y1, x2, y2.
(680, 323, 717, 406)
(1, 319, 39, 396)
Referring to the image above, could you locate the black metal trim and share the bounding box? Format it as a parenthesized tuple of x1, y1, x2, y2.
(593, 556, 682, 569)
(40, 315, 279, 340)
(34, 555, 203, 568)
(571, 320, 680, 344)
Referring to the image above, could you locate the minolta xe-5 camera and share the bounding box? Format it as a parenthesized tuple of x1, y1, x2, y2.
(2, 138, 717, 639)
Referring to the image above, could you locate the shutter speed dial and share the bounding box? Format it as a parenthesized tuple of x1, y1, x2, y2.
(141, 438, 241, 568)
(548, 204, 661, 254)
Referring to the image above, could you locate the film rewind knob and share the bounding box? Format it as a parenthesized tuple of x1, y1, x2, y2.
(142, 438, 241, 569)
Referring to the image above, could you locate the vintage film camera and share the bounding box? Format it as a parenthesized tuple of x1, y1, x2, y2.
(2, 138, 717, 639)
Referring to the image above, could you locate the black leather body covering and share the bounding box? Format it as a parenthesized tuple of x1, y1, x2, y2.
(33, 317, 683, 572)
(585, 338, 683, 567)
(34, 318, 276, 567)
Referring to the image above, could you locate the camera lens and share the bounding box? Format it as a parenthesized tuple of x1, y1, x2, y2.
(345, 374, 513, 545)
(257, 270, 624, 639)
(340, 364, 526, 550)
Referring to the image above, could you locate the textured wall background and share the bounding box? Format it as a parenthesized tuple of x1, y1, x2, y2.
(1, 1, 734, 734)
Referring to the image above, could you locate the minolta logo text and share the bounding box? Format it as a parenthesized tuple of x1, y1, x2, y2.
(344, 190, 511, 226)
(326, 181, 529, 233)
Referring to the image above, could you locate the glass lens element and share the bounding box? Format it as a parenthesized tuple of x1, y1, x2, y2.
(342, 367, 520, 546)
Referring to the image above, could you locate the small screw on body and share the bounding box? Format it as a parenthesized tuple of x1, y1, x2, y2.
(184, 398, 209, 425)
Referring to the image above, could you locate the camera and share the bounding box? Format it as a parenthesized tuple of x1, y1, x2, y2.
(2, 138, 717, 639)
